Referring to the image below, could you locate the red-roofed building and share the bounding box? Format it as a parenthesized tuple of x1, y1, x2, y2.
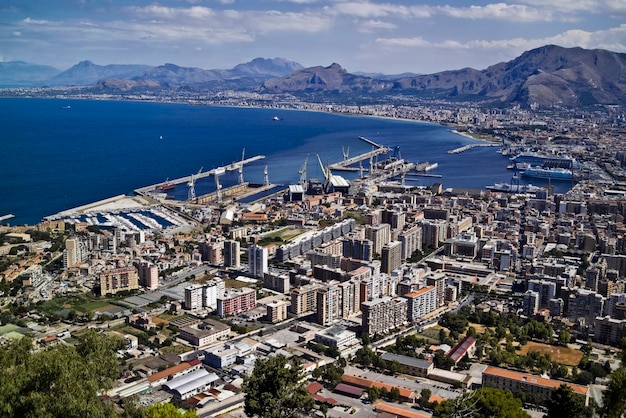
(341, 374, 416, 403)
(375, 402, 431, 418)
(445, 335, 476, 365)
(483, 366, 589, 405)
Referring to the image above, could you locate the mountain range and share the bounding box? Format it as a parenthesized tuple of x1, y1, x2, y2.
(2, 45, 626, 109)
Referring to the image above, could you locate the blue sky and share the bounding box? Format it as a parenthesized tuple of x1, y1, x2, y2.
(1, 0, 625, 74)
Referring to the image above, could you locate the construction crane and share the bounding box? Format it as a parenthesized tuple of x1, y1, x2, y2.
(298, 155, 309, 187)
(238, 148, 245, 184)
(188, 167, 203, 201)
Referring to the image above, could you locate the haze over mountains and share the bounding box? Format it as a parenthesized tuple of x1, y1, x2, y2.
(3, 45, 626, 109)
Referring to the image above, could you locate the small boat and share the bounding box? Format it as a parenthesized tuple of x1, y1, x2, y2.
(61, 105, 71, 109)
(273, 116, 280, 121)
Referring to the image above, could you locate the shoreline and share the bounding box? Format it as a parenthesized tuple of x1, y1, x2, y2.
(1, 95, 497, 145)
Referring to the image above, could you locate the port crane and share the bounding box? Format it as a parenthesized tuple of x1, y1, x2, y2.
(238, 148, 245, 184)
(263, 166, 270, 186)
(317, 154, 332, 191)
(214, 167, 225, 203)
(342, 146, 350, 161)
(298, 155, 309, 187)
(188, 167, 203, 201)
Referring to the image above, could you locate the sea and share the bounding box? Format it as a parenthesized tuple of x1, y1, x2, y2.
(0, 98, 570, 226)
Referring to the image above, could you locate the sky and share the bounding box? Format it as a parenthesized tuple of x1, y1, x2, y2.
(1, 0, 625, 74)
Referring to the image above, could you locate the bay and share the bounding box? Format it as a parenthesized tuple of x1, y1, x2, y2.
(0, 98, 566, 226)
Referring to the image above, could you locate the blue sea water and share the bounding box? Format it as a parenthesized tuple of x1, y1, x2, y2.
(0, 98, 568, 226)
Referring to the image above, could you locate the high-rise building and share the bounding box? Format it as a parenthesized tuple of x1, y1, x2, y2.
(342, 238, 373, 261)
(223, 240, 240, 268)
(248, 245, 268, 278)
(64, 237, 87, 269)
(139, 261, 159, 290)
(366, 223, 391, 255)
(185, 284, 204, 310)
(398, 225, 422, 261)
(381, 241, 403, 274)
(404, 286, 437, 322)
(290, 284, 322, 315)
(361, 296, 407, 336)
(316, 283, 342, 326)
(99, 266, 139, 296)
(522, 290, 540, 316)
(217, 287, 257, 317)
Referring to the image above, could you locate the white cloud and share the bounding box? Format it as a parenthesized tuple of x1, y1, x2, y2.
(357, 19, 397, 33)
(327, 2, 414, 18)
(21, 18, 50, 25)
(373, 23, 626, 64)
(519, 0, 626, 15)
(437, 3, 554, 22)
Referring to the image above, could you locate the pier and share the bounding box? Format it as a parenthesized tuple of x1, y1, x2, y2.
(447, 143, 499, 154)
(134, 155, 265, 195)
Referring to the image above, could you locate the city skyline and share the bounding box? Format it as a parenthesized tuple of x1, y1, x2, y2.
(1, 0, 625, 74)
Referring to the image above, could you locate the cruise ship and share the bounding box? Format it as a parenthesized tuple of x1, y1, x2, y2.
(521, 167, 573, 180)
(511, 152, 576, 169)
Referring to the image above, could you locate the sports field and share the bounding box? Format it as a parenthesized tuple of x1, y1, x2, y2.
(518, 341, 583, 366)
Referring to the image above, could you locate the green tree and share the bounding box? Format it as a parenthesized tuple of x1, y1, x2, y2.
(242, 354, 314, 418)
(433, 388, 530, 418)
(144, 403, 197, 417)
(545, 384, 592, 418)
(419, 388, 432, 409)
(0, 331, 123, 418)
(600, 368, 626, 418)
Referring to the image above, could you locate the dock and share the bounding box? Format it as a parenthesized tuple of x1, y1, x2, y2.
(134, 155, 265, 195)
(447, 143, 499, 154)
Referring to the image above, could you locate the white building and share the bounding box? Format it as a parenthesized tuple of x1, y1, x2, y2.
(248, 245, 268, 278)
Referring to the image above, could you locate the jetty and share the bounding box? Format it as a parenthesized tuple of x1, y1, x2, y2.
(0, 214, 15, 222)
(447, 143, 499, 154)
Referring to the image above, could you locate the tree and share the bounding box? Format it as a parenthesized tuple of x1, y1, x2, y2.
(144, 403, 197, 418)
(0, 331, 123, 418)
(600, 368, 626, 418)
(545, 384, 592, 418)
(419, 388, 432, 409)
(242, 354, 314, 418)
(433, 388, 530, 418)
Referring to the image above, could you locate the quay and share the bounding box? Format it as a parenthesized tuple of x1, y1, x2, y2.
(447, 143, 499, 154)
(134, 155, 265, 195)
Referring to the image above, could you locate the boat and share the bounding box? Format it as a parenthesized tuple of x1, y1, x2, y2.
(273, 116, 280, 121)
(486, 182, 544, 193)
(155, 179, 175, 191)
(521, 167, 573, 180)
(424, 162, 439, 172)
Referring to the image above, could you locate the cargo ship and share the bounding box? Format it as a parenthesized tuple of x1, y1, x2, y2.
(521, 167, 573, 180)
(155, 179, 175, 191)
